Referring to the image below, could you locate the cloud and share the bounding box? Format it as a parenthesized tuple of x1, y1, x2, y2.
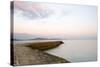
(14, 1, 71, 20)
(14, 1, 53, 20)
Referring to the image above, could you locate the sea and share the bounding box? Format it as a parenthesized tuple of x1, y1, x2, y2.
(13, 40, 97, 62)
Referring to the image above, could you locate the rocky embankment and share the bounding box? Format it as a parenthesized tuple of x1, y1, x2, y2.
(13, 41, 70, 66)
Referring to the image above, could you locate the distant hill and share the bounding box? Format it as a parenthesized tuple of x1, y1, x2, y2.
(12, 38, 62, 41)
(12, 33, 63, 41)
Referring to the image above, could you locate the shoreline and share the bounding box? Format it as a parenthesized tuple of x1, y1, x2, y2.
(12, 41, 70, 66)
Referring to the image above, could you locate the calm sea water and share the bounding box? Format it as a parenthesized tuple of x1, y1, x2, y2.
(14, 40, 97, 62)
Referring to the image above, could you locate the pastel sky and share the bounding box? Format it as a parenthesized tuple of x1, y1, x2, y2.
(13, 1, 97, 39)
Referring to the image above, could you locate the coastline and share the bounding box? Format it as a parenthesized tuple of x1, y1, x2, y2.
(13, 41, 70, 66)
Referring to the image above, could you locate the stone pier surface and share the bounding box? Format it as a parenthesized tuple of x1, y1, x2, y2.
(13, 41, 70, 66)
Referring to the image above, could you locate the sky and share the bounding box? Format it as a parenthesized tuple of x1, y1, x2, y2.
(13, 1, 97, 39)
